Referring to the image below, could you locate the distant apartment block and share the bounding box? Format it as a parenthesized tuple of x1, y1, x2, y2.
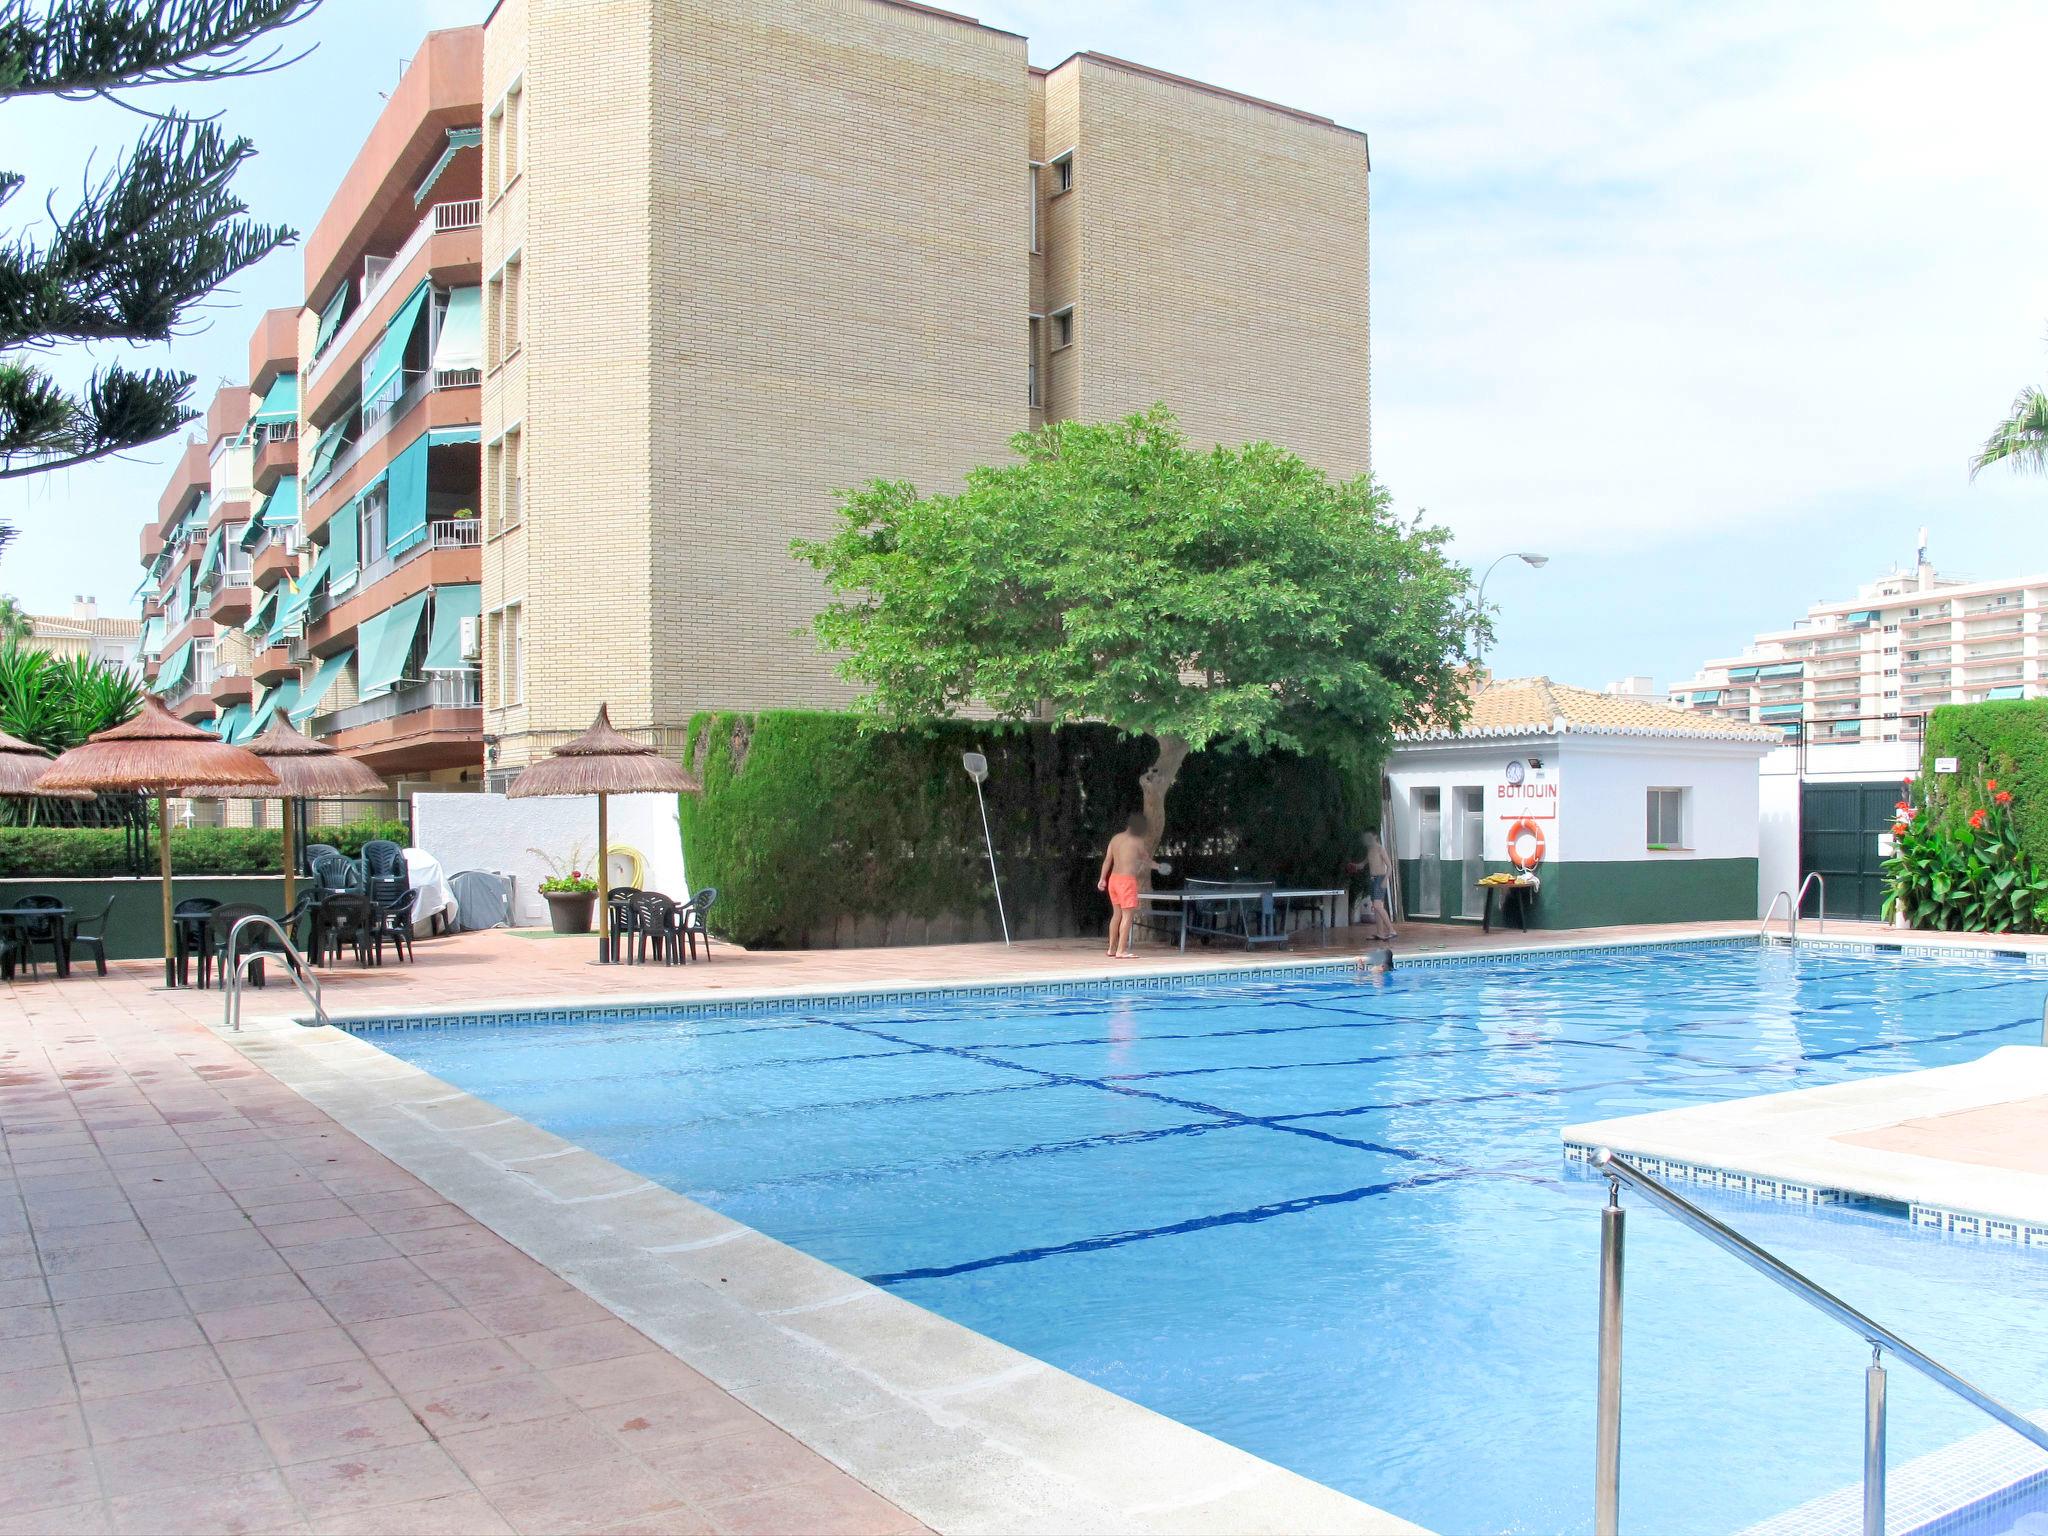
(137, 4, 1371, 789)
(1668, 542, 2048, 741)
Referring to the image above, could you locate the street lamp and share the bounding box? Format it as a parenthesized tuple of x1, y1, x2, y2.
(1475, 552, 1549, 654)
(961, 751, 1012, 946)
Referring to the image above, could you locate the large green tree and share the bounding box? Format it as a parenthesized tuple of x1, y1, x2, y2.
(796, 406, 1477, 846)
(0, 0, 321, 482)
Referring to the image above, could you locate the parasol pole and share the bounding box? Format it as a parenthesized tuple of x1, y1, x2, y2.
(158, 791, 175, 988)
(282, 798, 297, 912)
(596, 790, 610, 963)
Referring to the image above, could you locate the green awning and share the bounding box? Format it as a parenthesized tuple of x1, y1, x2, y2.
(251, 373, 298, 426)
(426, 427, 481, 447)
(244, 587, 278, 636)
(1829, 720, 1862, 735)
(249, 678, 299, 736)
(181, 497, 209, 537)
(1726, 666, 1759, 682)
(290, 651, 352, 726)
(326, 498, 360, 595)
(385, 435, 431, 557)
(1986, 684, 2026, 701)
(313, 282, 350, 358)
(414, 126, 482, 207)
(153, 640, 192, 695)
(364, 281, 430, 411)
(306, 417, 348, 489)
(355, 592, 429, 700)
(431, 286, 481, 375)
(272, 545, 332, 641)
(1759, 704, 1804, 720)
(1691, 689, 1721, 703)
(137, 617, 162, 656)
(247, 475, 301, 549)
(197, 525, 226, 582)
(215, 702, 252, 744)
(1756, 663, 1804, 679)
(423, 584, 481, 670)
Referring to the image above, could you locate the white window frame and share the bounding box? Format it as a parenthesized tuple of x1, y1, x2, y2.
(1646, 787, 1689, 851)
(1050, 149, 1073, 195)
(1050, 304, 1074, 351)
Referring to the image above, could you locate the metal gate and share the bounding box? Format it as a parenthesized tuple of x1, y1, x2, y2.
(1799, 781, 1897, 921)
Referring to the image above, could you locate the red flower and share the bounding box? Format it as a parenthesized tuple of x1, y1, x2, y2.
(1895, 801, 1912, 815)
(1986, 778, 1999, 793)
(1969, 808, 1988, 830)
(1902, 774, 1915, 786)
(1892, 821, 1909, 836)
(1996, 791, 2013, 805)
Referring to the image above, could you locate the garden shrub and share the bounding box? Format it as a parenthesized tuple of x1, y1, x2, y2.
(0, 817, 408, 877)
(678, 710, 1379, 949)
(1922, 700, 2048, 857)
(1886, 770, 2048, 933)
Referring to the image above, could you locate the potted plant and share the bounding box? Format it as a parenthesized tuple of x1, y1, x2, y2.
(531, 844, 598, 933)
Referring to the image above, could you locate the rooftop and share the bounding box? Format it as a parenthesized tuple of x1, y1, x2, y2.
(1403, 675, 1783, 744)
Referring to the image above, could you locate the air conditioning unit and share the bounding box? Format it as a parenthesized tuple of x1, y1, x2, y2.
(459, 615, 482, 661)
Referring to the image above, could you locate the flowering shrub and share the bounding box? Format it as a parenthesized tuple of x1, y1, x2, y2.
(538, 871, 596, 895)
(1884, 775, 2048, 932)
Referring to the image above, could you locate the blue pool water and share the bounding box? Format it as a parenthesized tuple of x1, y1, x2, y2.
(364, 942, 2048, 1534)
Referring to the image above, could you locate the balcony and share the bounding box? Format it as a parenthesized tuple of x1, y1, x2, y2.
(315, 668, 479, 736)
(248, 307, 300, 396)
(305, 199, 482, 411)
(306, 369, 480, 527)
(306, 521, 482, 649)
(250, 644, 297, 686)
(315, 669, 483, 776)
(252, 530, 303, 591)
(1965, 621, 2024, 641)
(252, 424, 299, 491)
(210, 670, 253, 707)
(156, 441, 211, 533)
(206, 573, 254, 625)
(1963, 646, 2024, 665)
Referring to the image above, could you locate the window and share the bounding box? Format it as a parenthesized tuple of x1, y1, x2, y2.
(1050, 305, 1074, 350)
(1028, 164, 1039, 252)
(502, 427, 523, 531)
(489, 76, 524, 197)
(1051, 151, 1073, 194)
(1027, 319, 1040, 407)
(487, 251, 522, 367)
(1646, 787, 1688, 850)
(503, 254, 522, 358)
(492, 602, 525, 706)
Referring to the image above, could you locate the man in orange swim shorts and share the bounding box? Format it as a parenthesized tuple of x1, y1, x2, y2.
(1097, 812, 1167, 959)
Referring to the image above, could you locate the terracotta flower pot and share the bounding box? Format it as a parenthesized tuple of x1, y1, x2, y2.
(544, 889, 596, 934)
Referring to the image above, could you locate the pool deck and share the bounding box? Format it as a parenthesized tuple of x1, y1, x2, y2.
(4, 915, 2044, 1532)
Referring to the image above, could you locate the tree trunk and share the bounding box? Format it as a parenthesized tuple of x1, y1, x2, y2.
(1138, 733, 1190, 872)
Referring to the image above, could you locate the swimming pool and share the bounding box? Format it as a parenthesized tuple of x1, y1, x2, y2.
(362, 940, 2048, 1534)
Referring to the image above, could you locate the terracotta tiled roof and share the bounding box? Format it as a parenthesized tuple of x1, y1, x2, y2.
(1401, 676, 1781, 744)
(30, 614, 141, 639)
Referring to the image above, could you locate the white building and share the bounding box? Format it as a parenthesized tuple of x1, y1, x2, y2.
(1669, 535, 2045, 743)
(1385, 678, 1779, 928)
(22, 598, 142, 677)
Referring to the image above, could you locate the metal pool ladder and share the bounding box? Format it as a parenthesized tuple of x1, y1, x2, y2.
(1590, 1148, 2048, 1536)
(1762, 874, 1827, 943)
(221, 914, 328, 1033)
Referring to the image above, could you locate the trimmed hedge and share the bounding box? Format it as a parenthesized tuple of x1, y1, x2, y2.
(678, 710, 1379, 949)
(1923, 701, 2048, 855)
(0, 817, 409, 878)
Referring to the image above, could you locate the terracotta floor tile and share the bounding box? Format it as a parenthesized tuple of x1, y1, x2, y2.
(80, 1379, 248, 1445)
(106, 1468, 300, 1536)
(627, 1425, 825, 1504)
(233, 1355, 396, 1420)
(254, 1394, 427, 1465)
(307, 1489, 513, 1535)
(589, 1385, 766, 1455)
(42, 1263, 173, 1303)
(0, 1332, 65, 1372)
(463, 1289, 612, 1337)
(74, 1345, 227, 1401)
(244, 1198, 354, 1230)
(280, 1235, 402, 1273)
(0, 1446, 97, 1518)
(549, 1353, 713, 1411)
(278, 1440, 474, 1519)
(64, 1316, 205, 1362)
(403, 1373, 576, 1436)
(360, 1205, 470, 1240)
(480, 1453, 693, 1536)
(0, 1304, 56, 1341)
(0, 1363, 80, 1410)
(374, 1337, 527, 1395)
(260, 1215, 376, 1249)
(0, 1495, 110, 1535)
(436, 1411, 621, 1486)
(0, 1401, 89, 1465)
(216, 1327, 365, 1380)
(197, 1299, 333, 1345)
(703, 1472, 916, 1536)
(181, 1273, 312, 1316)
(320, 1281, 459, 1327)
(503, 1320, 652, 1372)
(54, 1285, 188, 1331)
(91, 1420, 273, 1499)
(346, 1308, 491, 1359)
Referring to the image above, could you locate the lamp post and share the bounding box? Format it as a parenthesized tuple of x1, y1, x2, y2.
(1475, 551, 1549, 654)
(961, 751, 1011, 946)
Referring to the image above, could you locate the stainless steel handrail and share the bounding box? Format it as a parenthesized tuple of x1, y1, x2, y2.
(1760, 889, 1794, 941)
(1796, 871, 1827, 934)
(222, 914, 328, 1033)
(1590, 1148, 2048, 1536)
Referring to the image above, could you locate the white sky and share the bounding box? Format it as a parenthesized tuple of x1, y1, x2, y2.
(5, 0, 2045, 690)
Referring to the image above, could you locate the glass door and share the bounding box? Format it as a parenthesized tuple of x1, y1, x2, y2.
(1416, 788, 1442, 917)
(1457, 787, 1485, 918)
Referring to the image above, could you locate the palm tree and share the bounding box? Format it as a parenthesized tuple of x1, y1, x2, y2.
(1970, 385, 2048, 480)
(0, 596, 31, 647)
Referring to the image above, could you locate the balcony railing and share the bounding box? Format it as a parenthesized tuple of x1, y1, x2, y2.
(308, 199, 484, 387)
(308, 520, 481, 623)
(313, 668, 480, 735)
(316, 368, 478, 498)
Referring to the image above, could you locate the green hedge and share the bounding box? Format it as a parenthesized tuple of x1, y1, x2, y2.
(678, 711, 1379, 949)
(1923, 701, 2048, 855)
(0, 817, 408, 878)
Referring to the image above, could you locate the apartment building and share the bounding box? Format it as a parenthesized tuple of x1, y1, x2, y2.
(135, 6, 1370, 786)
(1668, 541, 2048, 740)
(478, 0, 1371, 775)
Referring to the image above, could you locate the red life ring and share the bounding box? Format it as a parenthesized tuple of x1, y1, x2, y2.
(1506, 818, 1546, 871)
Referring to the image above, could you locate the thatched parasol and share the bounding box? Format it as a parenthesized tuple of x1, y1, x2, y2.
(505, 704, 698, 962)
(182, 716, 385, 912)
(0, 727, 94, 801)
(39, 697, 278, 986)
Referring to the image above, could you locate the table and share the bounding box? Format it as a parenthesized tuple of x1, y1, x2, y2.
(0, 906, 73, 979)
(1136, 888, 1348, 952)
(1479, 880, 1538, 933)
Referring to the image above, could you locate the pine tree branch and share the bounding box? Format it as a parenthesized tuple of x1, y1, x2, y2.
(0, 0, 323, 97)
(0, 355, 194, 478)
(0, 113, 294, 348)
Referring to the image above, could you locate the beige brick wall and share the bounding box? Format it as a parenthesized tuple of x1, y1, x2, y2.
(641, 0, 1029, 730)
(1058, 55, 1371, 478)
